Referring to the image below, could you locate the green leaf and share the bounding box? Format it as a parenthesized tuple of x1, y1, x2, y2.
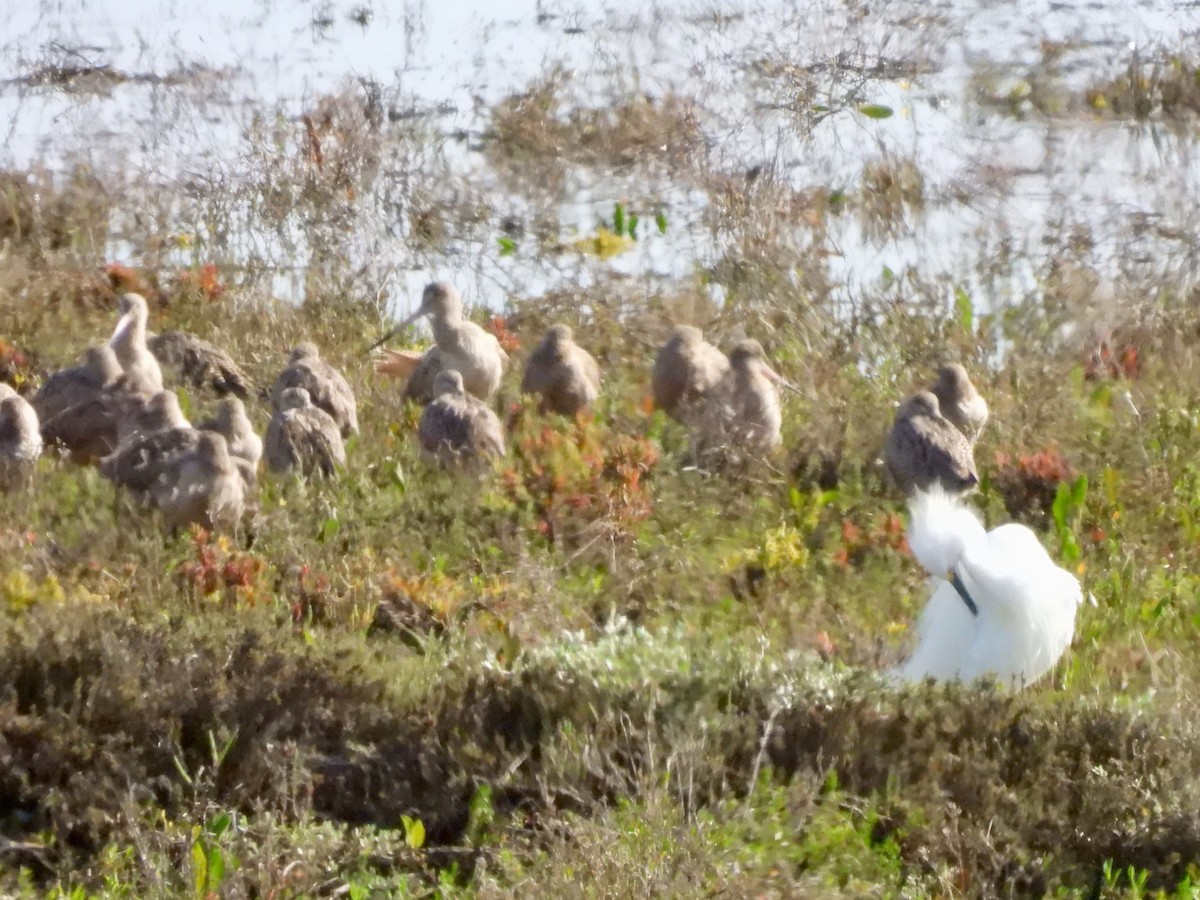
(319, 516, 340, 542)
(208, 813, 232, 838)
(655, 210, 668, 234)
(1071, 474, 1089, 507)
(613, 202, 625, 236)
(857, 103, 894, 119)
(191, 839, 207, 899)
(207, 847, 225, 892)
(627, 212, 639, 240)
(953, 286, 974, 333)
(402, 815, 426, 849)
(497, 236, 517, 257)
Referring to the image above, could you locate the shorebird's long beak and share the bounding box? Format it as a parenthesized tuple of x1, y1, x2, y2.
(364, 307, 425, 354)
(762, 365, 803, 395)
(107, 312, 132, 349)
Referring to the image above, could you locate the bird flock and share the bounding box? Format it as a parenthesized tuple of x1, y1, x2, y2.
(1, 282, 1084, 690)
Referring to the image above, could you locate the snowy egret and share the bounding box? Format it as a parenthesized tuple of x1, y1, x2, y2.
(651, 325, 730, 425)
(521, 324, 601, 416)
(370, 282, 507, 402)
(884, 390, 978, 496)
(930, 364, 988, 445)
(270, 343, 358, 437)
(0, 384, 41, 490)
(265, 387, 346, 478)
(419, 370, 506, 467)
(896, 487, 1082, 688)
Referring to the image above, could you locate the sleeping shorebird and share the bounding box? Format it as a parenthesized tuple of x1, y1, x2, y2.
(418, 370, 506, 468)
(929, 364, 988, 445)
(693, 339, 787, 461)
(371, 282, 507, 403)
(34, 345, 150, 463)
(0, 384, 41, 491)
(884, 391, 978, 496)
(270, 343, 358, 438)
(521, 324, 601, 416)
(652, 325, 729, 425)
(149, 330, 252, 399)
(265, 387, 346, 478)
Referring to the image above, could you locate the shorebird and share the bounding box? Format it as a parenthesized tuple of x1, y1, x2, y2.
(884, 391, 978, 496)
(149, 431, 245, 533)
(693, 339, 786, 461)
(265, 387, 346, 478)
(520, 324, 601, 416)
(149, 330, 252, 398)
(0, 384, 41, 490)
(107, 293, 163, 394)
(370, 282, 507, 402)
(652, 325, 729, 424)
(116, 390, 190, 444)
(34, 346, 148, 463)
(929, 364, 988, 445)
(418, 370, 506, 468)
(270, 343, 358, 438)
(103, 397, 259, 500)
(896, 487, 1082, 688)
(198, 397, 261, 473)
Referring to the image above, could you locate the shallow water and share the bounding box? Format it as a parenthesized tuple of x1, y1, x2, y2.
(1, 0, 1197, 317)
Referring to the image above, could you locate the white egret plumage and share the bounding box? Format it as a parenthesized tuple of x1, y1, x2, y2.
(896, 487, 1082, 689)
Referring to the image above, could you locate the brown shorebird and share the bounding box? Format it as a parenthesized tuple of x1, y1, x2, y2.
(270, 343, 358, 438)
(265, 387, 346, 478)
(884, 390, 978, 496)
(198, 397, 261, 473)
(103, 396, 259, 499)
(370, 282, 507, 402)
(520, 324, 601, 416)
(418, 370, 506, 467)
(929, 364, 988, 445)
(652, 325, 730, 424)
(694, 339, 785, 461)
(34, 345, 150, 463)
(0, 384, 41, 490)
(117, 390, 190, 444)
(149, 330, 252, 398)
(107, 293, 163, 394)
(149, 431, 245, 533)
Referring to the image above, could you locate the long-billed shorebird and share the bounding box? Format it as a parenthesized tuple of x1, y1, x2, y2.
(270, 343, 358, 438)
(929, 364, 988, 445)
(34, 345, 146, 463)
(0, 384, 41, 490)
(107, 293, 164, 394)
(884, 390, 978, 496)
(418, 370, 506, 468)
(199, 396, 261, 474)
(371, 282, 507, 402)
(117, 390, 190, 445)
(149, 330, 252, 399)
(652, 326, 729, 425)
(265, 387, 346, 478)
(694, 339, 786, 461)
(521, 324, 601, 416)
(149, 431, 245, 533)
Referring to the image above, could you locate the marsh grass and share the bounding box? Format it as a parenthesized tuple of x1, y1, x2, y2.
(2, 5, 1200, 896)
